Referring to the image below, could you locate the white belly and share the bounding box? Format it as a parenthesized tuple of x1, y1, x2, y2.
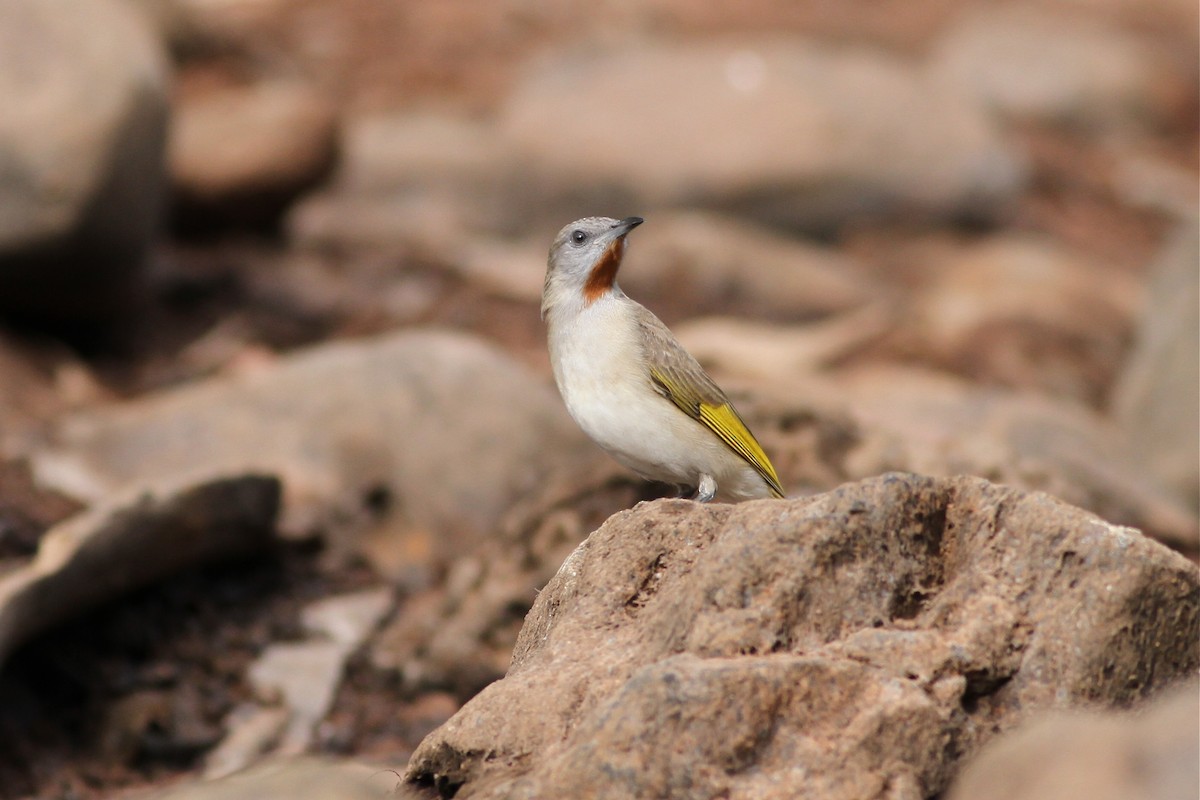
(548, 297, 768, 500)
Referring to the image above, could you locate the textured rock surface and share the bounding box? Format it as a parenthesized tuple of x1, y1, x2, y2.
(405, 474, 1199, 799)
(947, 682, 1199, 800)
(0, 474, 280, 668)
(0, 0, 168, 321)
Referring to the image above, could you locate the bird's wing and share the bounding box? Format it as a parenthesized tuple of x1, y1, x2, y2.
(634, 306, 785, 498)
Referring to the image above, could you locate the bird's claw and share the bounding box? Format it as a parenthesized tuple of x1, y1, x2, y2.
(695, 474, 717, 503)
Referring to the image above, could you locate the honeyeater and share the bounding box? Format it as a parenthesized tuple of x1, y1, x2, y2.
(542, 215, 784, 502)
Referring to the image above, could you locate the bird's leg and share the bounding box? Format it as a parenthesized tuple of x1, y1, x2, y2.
(695, 474, 717, 503)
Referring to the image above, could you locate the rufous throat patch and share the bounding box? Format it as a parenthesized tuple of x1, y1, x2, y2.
(583, 238, 625, 305)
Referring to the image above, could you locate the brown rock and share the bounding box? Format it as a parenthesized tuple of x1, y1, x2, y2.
(338, 113, 510, 196)
(32, 330, 591, 560)
(822, 365, 1199, 550)
(929, 5, 1180, 131)
(619, 211, 877, 321)
(947, 682, 1200, 800)
(890, 235, 1143, 405)
(674, 306, 892, 384)
(170, 80, 339, 231)
(1113, 223, 1199, 513)
(405, 474, 1199, 799)
(0, 474, 280, 668)
(287, 112, 517, 252)
(500, 40, 1028, 231)
(144, 756, 404, 800)
(0, 0, 168, 323)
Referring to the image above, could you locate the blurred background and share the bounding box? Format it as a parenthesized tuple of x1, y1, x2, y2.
(0, 0, 1196, 797)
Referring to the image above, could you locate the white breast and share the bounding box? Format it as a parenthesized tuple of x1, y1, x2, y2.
(547, 294, 748, 491)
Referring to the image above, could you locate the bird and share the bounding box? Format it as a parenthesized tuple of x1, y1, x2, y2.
(542, 215, 784, 502)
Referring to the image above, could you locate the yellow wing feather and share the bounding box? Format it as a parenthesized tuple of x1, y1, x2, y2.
(649, 366, 785, 499)
(697, 401, 785, 498)
(635, 304, 784, 498)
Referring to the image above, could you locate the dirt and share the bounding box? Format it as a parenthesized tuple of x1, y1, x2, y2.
(0, 538, 388, 800)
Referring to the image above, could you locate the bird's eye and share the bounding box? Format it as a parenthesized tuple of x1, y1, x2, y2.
(570, 230, 588, 245)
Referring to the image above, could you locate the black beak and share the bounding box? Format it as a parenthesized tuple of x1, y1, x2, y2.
(614, 216, 644, 236)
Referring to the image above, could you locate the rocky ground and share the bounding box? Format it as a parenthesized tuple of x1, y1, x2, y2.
(0, 0, 1197, 798)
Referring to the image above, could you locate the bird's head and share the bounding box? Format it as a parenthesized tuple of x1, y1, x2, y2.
(542, 216, 643, 319)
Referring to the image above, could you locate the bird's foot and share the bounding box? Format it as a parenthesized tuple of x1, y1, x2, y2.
(695, 474, 717, 503)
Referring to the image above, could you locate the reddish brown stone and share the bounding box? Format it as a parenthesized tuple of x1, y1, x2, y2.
(405, 474, 1199, 799)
